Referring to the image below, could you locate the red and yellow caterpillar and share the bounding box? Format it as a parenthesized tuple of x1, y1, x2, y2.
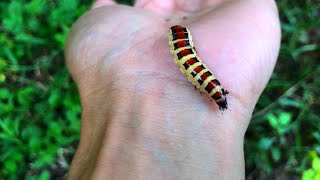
(168, 25, 228, 110)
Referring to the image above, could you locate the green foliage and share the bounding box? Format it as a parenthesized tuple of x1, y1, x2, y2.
(268, 112, 292, 135)
(1, 0, 319, 179)
(302, 151, 320, 180)
(0, 0, 88, 178)
(245, 0, 320, 178)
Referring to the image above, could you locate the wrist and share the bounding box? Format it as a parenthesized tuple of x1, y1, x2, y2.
(69, 73, 246, 179)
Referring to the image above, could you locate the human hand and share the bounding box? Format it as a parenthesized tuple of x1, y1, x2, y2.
(65, 0, 280, 179)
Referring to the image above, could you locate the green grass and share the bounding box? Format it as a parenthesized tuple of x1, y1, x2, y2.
(0, 0, 319, 179)
(0, 0, 89, 179)
(246, 0, 320, 179)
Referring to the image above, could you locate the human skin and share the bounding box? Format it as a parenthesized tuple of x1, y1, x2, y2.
(65, 0, 281, 179)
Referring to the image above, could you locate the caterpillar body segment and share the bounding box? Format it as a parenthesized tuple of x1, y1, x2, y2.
(168, 25, 228, 110)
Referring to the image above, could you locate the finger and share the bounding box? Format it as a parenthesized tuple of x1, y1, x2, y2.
(134, 0, 175, 17)
(134, 0, 229, 21)
(92, 0, 117, 9)
(134, 0, 227, 14)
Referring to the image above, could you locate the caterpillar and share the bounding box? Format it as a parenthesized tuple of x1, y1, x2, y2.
(168, 25, 229, 111)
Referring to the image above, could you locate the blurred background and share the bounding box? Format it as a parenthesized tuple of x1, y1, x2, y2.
(0, 0, 319, 179)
